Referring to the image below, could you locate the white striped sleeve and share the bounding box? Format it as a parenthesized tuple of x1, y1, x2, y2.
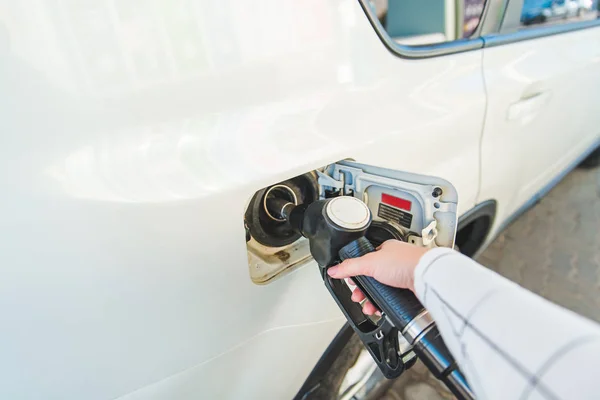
(413, 248, 600, 400)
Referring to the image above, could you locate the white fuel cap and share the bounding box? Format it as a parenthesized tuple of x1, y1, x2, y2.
(325, 196, 371, 230)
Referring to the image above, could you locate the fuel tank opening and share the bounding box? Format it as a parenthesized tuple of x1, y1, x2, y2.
(245, 172, 318, 247)
(263, 184, 297, 222)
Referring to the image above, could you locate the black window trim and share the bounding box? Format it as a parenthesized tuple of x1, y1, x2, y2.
(358, 0, 600, 59)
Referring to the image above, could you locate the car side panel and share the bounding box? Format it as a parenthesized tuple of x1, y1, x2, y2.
(479, 26, 600, 236)
(0, 0, 484, 398)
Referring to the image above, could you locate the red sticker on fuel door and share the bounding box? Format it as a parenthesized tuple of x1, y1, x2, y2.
(381, 193, 411, 211)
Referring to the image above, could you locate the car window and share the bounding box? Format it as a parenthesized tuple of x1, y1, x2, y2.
(366, 0, 488, 46)
(520, 0, 599, 29)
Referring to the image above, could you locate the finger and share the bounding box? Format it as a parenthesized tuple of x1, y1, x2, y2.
(362, 301, 378, 315)
(345, 278, 356, 290)
(351, 288, 366, 303)
(327, 252, 380, 279)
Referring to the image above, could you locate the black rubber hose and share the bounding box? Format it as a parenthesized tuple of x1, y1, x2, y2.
(414, 328, 474, 400)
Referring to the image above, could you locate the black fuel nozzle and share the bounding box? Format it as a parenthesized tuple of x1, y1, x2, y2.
(264, 197, 295, 221)
(265, 196, 307, 237)
(266, 196, 372, 267)
(266, 194, 473, 399)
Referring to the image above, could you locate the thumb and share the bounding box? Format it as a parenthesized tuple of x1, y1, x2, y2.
(327, 252, 379, 279)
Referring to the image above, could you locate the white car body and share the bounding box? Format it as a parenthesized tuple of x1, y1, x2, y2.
(1, 0, 599, 399)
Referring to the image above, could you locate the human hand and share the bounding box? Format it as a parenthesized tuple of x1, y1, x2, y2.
(326, 240, 428, 315)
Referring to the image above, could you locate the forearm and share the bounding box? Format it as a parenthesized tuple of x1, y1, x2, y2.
(414, 248, 600, 399)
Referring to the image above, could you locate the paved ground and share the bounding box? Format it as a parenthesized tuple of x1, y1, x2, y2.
(380, 165, 600, 400)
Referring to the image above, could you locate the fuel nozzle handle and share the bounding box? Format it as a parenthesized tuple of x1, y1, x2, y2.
(268, 195, 436, 328)
(339, 237, 474, 400)
(339, 238, 425, 329)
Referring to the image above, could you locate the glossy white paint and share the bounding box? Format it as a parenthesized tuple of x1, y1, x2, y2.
(0, 0, 485, 398)
(480, 26, 600, 235)
(1, 1, 484, 398)
(3, 0, 597, 399)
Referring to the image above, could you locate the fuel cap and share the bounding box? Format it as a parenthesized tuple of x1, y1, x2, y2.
(325, 196, 371, 231)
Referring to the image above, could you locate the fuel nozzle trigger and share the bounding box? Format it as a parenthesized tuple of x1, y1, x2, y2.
(324, 239, 410, 378)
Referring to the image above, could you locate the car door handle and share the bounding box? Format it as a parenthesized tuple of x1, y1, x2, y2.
(507, 91, 551, 121)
